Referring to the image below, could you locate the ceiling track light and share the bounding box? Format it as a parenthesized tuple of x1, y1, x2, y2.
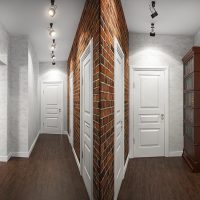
(51, 51, 56, 60)
(49, 0, 57, 17)
(149, 1, 158, 19)
(48, 23, 56, 38)
(50, 39, 56, 51)
(150, 23, 156, 37)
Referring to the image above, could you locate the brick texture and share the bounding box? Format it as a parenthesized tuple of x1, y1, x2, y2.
(99, 0, 129, 199)
(67, 0, 128, 199)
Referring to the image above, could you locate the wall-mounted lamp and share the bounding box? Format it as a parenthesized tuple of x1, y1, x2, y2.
(49, 0, 57, 17)
(50, 39, 56, 51)
(48, 23, 56, 38)
(150, 23, 156, 37)
(149, 1, 158, 19)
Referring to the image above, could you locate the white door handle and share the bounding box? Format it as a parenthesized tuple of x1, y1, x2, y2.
(161, 114, 165, 120)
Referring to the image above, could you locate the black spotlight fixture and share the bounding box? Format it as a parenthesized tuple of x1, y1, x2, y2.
(149, 1, 158, 19)
(150, 23, 156, 37)
(52, 61, 56, 65)
(49, 0, 57, 17)
(50, 39, 56, 51)
(48, 23, 56, 38)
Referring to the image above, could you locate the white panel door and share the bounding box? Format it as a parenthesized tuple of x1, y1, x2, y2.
(114, 38, 124, 200)
(69, 74, 74, 146)
(41, 82, 63, 134)
(81, 40, 93, 199)
(134, 70, 165, 157)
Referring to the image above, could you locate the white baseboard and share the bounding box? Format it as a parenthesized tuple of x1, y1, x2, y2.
(28, 130, 40, 157)
(124, 154, 130, 178)
(63, 131, 68, 135)
(72, 147, 81, 172)
(168, 151, 183, 157)
(12, 151, 29, 158)
(0, 152, 12, 162)
(12, 131, 40, 159)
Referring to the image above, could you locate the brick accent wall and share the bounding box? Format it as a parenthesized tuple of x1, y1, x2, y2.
(67, 0, 128, 199)
(99, 0, 129, 199)
(67, 0, 101, 198)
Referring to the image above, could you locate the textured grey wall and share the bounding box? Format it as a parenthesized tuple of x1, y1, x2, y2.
(28, 41, 40, 150)
(0, 23, 9, 159)
(9, 35, 29, 153)
(194, 30, 200, 46)
(129, 33, 194, 153)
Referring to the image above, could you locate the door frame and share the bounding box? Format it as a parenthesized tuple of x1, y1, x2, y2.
(129, 66, 169, 158)
(80, 39, 93, 199)
(69, 73, 74, 147)
(114, 37, 125, 200)
(41, 81, 64, 134)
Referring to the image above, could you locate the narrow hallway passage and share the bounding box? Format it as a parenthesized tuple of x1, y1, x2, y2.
(0, 135, 88, 200)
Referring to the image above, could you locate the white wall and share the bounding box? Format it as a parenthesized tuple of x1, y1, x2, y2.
(28, 41, 40, 150)
(9, 35, 29, 153)
(194, 29, 200, 46)
(129, 33, 194, 153)
(39, 61, 67, 132)
(0, 23, 9, 160)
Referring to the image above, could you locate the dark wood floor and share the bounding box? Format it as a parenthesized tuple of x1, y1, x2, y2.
(118, 157, 200, 200)
(0, 134, 89, 200)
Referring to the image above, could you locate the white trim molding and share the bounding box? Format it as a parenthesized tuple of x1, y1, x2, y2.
(80, 38, 94, 200)
(28, 130, 40, 157)
(130, 65, 169, 158)
(124, 154, 130, 178)
(168, 151, 183, 157)
(0, 153, 12, 162)
(10, 131, 40, 160)
(72, 147, 81, 172)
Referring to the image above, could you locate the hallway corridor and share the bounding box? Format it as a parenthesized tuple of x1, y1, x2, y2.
(0, 135, 88, 200)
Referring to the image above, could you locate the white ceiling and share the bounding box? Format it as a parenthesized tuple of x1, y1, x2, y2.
(0, 0, 85, 62)
(122, 0, 200, 36)
(0, 0, 200, 61)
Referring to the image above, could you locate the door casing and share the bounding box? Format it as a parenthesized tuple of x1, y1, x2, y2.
(129, 66, 169, 158)
(80, 39, 93, 200)
(114, 37, 125, 200)
(41, 81, 64, 134)
(69, 73, 74, 146)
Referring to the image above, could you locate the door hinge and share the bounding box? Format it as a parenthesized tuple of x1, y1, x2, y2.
(133, 138, 135, 144)
(81, 77, 83, 86)
(82, 151, 83, 158)
(43, 122, 44, 126)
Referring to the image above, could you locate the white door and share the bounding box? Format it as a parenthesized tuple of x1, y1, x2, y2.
(69, 74, 74, 146)
(41, 82, 63, 134)
(80, 40, 93, 199)
(134, 70, 165, 157)
(114, 38, 124, 200)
